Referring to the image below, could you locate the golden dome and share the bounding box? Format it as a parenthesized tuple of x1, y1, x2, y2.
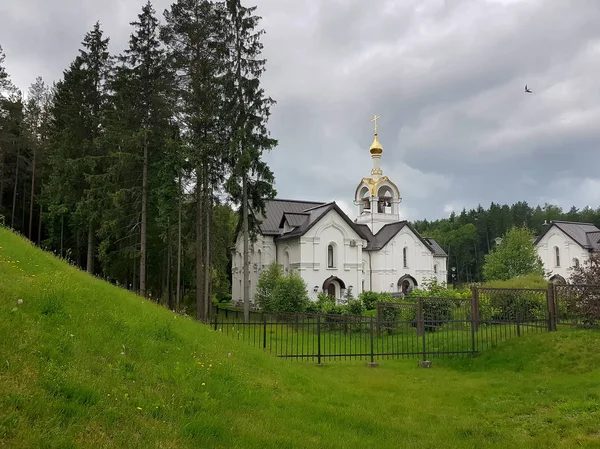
(369, 134, 383, 156)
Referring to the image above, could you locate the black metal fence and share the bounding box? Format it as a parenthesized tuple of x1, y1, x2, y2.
(553, 284, 600, 327)
(212, 286, 555, 362)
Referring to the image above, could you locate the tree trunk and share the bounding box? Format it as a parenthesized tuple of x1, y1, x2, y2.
(60, 215, 64, 258)
(29, 146, 37, 239)
(38, 203, 42, 245)
(0, 148, 4, 210)
(87, 222, 94, 274)
(167, 217, 173, 310)
(204, 188, 211, 320)
(195, 172, 203, 321)
(176, 173, 182, 313)
(21, 176, 26, 232)
(243, 172, 250, 323)
(11, 144, 19, 229)
(139, 134, 148, 298)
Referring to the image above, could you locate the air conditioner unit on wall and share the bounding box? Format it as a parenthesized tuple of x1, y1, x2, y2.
(350, 240, 357, 247)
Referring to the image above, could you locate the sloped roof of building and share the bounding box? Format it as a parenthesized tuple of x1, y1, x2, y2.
(357, 221, 448, 257)
(276, 202, 371, 242)
(586, 231, 600, 251)
(423, 238, 448, 257)
(279, 212, 310, 228)
(257, 199, 326, 235)
(251, 198, 447, 257)
(535, 220, 600, 251)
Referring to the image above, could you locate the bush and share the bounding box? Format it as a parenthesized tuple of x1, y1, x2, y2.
(254, 263, 284, 312)
(359, 291, 393, 310)
(272, 271, 310, 313)
(347, 298, 365, 315)
(215, 292, 232, 304)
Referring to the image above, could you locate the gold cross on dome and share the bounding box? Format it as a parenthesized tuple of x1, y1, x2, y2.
(371, 114, 380, 134)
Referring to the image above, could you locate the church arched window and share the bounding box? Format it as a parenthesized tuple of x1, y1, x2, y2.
(403, 247, 408, 268)
(327, 244, 336, 268)
(284, 250, 290, 273)
(257, 249, 262, 272)
(434, 264, 438, 274)
(554, 246, 560, 267)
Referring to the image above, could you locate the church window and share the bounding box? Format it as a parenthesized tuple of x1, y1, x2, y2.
(403, 247, 408, 268)
(434, 264, 438, 274)
(554, 246, 560, 267)
(573, 258, 580, 268)
(284, 250, 290, 273)
(327, 244, 336, 268)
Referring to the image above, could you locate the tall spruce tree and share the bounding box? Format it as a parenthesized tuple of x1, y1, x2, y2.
(223, 0, 277, 323)
(23, 77, 51, 242)
(162, 0, 228, 321)
(102, 1, 176, 298)
(77, 22, 112, 274)
(45, 59, 88, 261)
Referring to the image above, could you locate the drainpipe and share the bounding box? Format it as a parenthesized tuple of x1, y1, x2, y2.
(368, 250, 373, 292)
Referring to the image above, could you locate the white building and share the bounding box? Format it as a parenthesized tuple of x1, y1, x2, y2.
(231, 121, 448, 305)
(535, 220, 600, 283)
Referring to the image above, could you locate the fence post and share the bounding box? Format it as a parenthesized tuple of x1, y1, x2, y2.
(263, 314, 268, 349)
(213, 314, 218, 331)
(317, 314, 322, 365)
(546, 282, 557, 331)
(471, 287, 480, 332)
(418, 297, 426, 361)
(369, 317, 376, 365)
(416, 297, 424, 337)
(376, 302, 381, 337)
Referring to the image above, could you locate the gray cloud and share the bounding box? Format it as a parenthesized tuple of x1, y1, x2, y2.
(2, 0, 599, 221)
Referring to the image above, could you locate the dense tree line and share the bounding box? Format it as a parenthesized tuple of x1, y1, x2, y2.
(0, 0, 276, 321)
(413, 202, 600, 284)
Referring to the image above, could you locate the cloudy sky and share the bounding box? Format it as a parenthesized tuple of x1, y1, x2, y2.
(2, 0, 600, 221)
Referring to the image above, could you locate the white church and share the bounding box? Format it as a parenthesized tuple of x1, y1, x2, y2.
(231, 118, 448, 305)
(535, 220, 600, 283)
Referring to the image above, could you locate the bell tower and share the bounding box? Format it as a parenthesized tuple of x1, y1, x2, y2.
(354, 115, 401, 233)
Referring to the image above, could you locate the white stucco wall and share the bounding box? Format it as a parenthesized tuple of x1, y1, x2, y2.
(536, 227, 589, 281)
(231, 233, 276, 304)
(298, 209, 366, 302)
(369, 227, 447, 293)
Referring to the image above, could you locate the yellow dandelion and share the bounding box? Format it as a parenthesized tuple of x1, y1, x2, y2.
(137, 407, 142, 411)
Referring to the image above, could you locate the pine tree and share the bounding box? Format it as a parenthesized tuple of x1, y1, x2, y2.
(223, 0, 277, 322)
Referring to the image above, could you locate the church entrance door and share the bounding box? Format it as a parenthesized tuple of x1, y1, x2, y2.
(327, 284, 336, 298)
(401, 280, 410, 295)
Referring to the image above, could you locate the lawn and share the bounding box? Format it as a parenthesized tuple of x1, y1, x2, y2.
(2, 226, 600, 448)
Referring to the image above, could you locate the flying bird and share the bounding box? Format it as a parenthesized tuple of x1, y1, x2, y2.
(525, 85, 532, 93)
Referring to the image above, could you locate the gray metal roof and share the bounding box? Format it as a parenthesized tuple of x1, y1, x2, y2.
(281, 212, 310, 228)
(586, 231, 600, 251)
(277, 202, 371, 242)
(258, 199, 326, 235)
(536, 220, 600, 251)
(423, 238, 448, 257)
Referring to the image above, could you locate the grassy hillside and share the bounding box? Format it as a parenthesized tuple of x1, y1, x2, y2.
(2, 226, 600, 448)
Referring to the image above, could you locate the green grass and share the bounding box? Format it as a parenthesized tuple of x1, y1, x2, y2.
(2, 226, 600, 448)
